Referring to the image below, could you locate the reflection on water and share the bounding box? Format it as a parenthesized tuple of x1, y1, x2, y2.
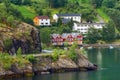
(6, 48, 120, 80)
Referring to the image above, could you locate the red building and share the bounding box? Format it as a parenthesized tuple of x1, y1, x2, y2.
(51, 33, 83, 46)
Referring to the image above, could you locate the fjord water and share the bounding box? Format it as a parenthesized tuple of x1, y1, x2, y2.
(9, 48, 120, 80)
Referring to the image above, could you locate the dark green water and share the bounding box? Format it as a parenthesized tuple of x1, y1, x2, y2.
(8, 48, 120, 80)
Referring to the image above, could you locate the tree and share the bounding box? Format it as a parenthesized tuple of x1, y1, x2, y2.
(59, 25, 71, 34)
(67, 19, 74, 30)
(36, 8, 43, 15)
(46, 0, 68, 8)
(81, 8, 97, 22)
(91, 0, 103, 8)
(10, 0, 22, 5)
(102, 0, 117, 8)
(101, 20, 116, 41)
(86, 27, 102, 43)
(106, 9, 120, 31)
(6, 15, 14, 26)
(40, 27, 51, 45)
(22, 0, 32, 5)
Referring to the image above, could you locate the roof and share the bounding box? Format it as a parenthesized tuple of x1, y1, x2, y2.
(51, 34, 60, 38)
(62, 33, 82, 38)
(56, 14, 81, 17)
(36, 16, 49, 19)
(62, 19, 71, 24)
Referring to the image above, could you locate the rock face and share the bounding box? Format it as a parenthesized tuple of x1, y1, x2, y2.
(0, 53, 97, 79)
(0, 22, 42, 54)
(33, 54, 97, 74)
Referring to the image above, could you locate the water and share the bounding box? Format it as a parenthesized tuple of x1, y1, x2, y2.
(7, 48, 120, 80)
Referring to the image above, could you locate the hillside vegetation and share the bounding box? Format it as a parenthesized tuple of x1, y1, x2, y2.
(1, 0, 120, 44)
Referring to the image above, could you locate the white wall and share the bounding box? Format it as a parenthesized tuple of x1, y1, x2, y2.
(39, 19, 50, 26)
(73, 23, 105, 34)
(53, 14, 81, 23)
(53, 14, 59, 22)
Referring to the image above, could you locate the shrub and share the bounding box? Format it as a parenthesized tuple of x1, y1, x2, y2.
(25, 54, 38, 63)
(51, 49, 66, 61)
(67, 43, 78, 62)
(3, 39, 12, 51)
(16, 47, 22, 57)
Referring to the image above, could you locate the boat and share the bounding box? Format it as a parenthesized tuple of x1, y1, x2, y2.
(87, 46, 93, 49)
(109, 45, 114, 49)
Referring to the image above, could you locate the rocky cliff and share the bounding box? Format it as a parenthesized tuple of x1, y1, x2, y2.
(0, 22, 42, 54)
(33, 53, 97, 75)
(0, 53, 97, 79)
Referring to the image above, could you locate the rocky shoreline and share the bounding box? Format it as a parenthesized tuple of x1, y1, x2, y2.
(0, 53, 97, 79)
(83, 44, 120, 48)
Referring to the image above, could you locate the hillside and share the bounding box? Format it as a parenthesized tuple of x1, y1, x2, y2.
(1, 0, 120, 44)
(12, 5, 37, 19)
(1, 0, 109, 23)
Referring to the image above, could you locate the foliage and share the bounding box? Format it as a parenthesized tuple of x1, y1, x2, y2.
(46, 0, 68, 8)
(67, 43, 78, 62)
(25, 54, 38, 63)
(106, 9, 120, 32)
(16, 47, 22, 57)
(0, 1, 23, 26)
(51, 49, 65, 61)
(0, 52, 29, 70)
(3, 39, 12, 51)
(96, 8, 110, 22)
(102, 0, 117, 8)
(101, 20, 116, 42)
(40, 27, 51, 44)
(86, 27, 102, 44)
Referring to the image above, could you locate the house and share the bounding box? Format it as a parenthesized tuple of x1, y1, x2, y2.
(51, 34, 64, 46)
(53, 14, 81, 23)
(62, 33, 74, 45)
(51, 33, 83, 46)
(73, 23, 105, 34)
(33, 16, 51, 26)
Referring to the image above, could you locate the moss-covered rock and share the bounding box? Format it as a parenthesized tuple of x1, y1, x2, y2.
(0, 22, 41, 54)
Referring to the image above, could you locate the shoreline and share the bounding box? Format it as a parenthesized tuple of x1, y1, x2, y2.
(0, 66, 97, 79)
(0, 53, 97, 79)
(82, 44, 120, 48)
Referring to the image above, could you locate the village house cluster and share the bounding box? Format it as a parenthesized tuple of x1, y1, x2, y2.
(51, 33, 83, 46)
(33, 13, 105, 34)
(33, 13, 105, 45)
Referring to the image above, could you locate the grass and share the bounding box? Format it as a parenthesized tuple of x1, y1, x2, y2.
(12, 4, 37, 19)
(97, 8, 110, 23)
(17, 6, 37, 19)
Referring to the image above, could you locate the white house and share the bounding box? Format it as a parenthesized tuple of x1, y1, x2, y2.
(33, 16, 50, 26)
(73, 23, 105, 34)
(53, 14, 81, 23)
(39, 16, 51, 26)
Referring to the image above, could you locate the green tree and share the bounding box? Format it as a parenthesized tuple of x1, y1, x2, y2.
(86, 27, 102, 43)
(10, 0, 22, 5)
(22, 0, 31, 5)
(106, 9, 120, 31)
(101, 20, 116, 41)
(6, 15, 14, 26)
(40, 27, 51, 45)
(46, 0, 68, 8)
(102, 0, 117, 8)
(81, 8, 97, 22)
(59, 25, 71, 34)
(36, 8, 43, 15)
(91, 0, 103, 8)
